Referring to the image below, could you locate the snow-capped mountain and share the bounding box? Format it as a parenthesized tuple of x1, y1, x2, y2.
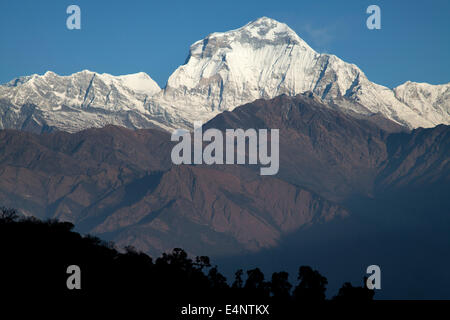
(0, 17, 449, 132)
(148, 17, 448, 129)
(0, 70, 165, 132)
(393, 81, 450, 125)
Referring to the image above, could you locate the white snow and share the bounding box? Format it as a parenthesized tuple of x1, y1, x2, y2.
(151, 17, 448, 129)
(0, 17, 448, 132)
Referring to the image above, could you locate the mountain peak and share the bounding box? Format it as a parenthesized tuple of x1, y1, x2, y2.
(162, 17, 447, 129)
(242, 17, 298, 36)
(1, 18, 448, 133)
(168, 17, 316, 93)
(250, 16, 279, 24)
(199, 16, 309, 50)
(243, 16, 292, 31)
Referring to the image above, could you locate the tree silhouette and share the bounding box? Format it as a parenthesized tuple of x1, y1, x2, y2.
(194, 256, 211, 270)
(244, 268, 270, 299)
(334, 277, 375, 301)
(0, 207, 377, 315)
(0, 206, 18, 223)
(232, 269, 244, 289)
(293, 266, 328, 302)
(208, 266, 228, 290)
(271, 271, 292, 300)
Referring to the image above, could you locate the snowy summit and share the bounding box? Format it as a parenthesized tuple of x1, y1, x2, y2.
(0, 17, 449, 132)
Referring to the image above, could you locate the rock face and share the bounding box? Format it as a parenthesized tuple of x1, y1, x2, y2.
(206, 93, 399, 202)
(0, 94, 448, 257)
(0, 121, 348, 257)
(91, 165, 348, 256)
(0, 17, 449, 132)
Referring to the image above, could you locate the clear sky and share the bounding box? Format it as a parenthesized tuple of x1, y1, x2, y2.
(0, 0, 448, 88)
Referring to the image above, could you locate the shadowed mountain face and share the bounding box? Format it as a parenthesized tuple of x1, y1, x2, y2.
(204, 96, 450, 298)
(206, 94, 406, 201)
(0, 106, 349, 256)
(0, 126, 172, 219)
(0, 94, 449, 297)
(91, 165, 348, 256)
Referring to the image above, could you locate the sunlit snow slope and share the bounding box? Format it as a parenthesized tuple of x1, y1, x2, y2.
(1, 17, 448, 132)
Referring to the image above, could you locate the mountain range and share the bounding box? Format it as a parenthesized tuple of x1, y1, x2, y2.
(0, 93, 448, 254)
(0, 17, 449, 298)
(0, 93, 448, 298)
(0, 17, 449, 133)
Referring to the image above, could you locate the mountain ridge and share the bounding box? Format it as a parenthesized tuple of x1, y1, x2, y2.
(1, 17, 449, 133)
(0, 94, 448, 256)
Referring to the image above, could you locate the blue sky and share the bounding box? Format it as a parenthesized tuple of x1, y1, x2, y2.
(0, 0, 448, 88)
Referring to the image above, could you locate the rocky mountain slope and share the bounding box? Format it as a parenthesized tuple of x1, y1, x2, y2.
(0, 94, 448, 256)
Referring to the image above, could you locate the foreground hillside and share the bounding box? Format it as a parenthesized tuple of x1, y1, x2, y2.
(0, 210, 374, 314)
